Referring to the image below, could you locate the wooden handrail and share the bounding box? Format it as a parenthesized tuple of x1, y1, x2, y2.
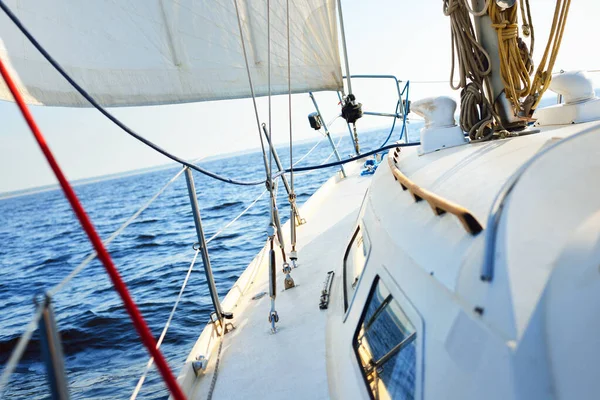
(387, 151, 483, 235)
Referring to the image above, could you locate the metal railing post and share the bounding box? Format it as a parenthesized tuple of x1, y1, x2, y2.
(37, 295, 69, 400)
(308, 92, 347, 178)
(184, 168, 224, 328)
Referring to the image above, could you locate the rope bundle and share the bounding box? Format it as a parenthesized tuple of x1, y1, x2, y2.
(444, 0, 498, 140)
(525, 0, 571, 113)
(489, 0, 572, 117)
(489, 1, 533, 115)
(443, 0, 573, 139)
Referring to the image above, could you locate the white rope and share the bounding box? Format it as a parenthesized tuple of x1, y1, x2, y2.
(48, 166, 187, 297)
(288, 115, 340, 170)
(462, 0, 490, 17)
(206, 189, 268, 245)
(0, 303, 45, 395)
(0, 166, 187, 395)
(322, 136, 345, 165)
(130, 187, 268, 399)
(295, 135, 346, 177)
(292, 136, 326, 167)
(130, 249, 200, 400)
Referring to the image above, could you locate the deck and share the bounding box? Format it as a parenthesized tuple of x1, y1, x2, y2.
(175, 161, 372, 399)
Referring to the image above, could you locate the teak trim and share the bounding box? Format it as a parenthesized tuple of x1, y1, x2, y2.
(388, 150, 483, 235)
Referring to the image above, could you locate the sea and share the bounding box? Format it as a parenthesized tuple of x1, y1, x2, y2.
(0, 127, 418, 399)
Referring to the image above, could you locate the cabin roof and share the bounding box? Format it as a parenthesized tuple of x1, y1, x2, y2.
(370, 120, 600, 341)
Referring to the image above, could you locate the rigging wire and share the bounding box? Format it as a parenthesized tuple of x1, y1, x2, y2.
(275, 142, 420, 176)
(0, 55, 186, 400)
(321, 135, 345, 165)
(48, 167, 188, 297)
(287, 0, 293, 193)
(0, 0, 264, 187)
(0, 1, 416, 187)
(336, 0, 353, 95)
(267, 0, 273, 186)
(231, 0, 272, 186)
(287, 0, 298, 255)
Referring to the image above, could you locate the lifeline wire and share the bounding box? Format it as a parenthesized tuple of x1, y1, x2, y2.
(206, 189, 268, 245)
(48, 166, 187, 297)
(132, 187, 268, 397)
(1, 0, 410, 187)
(132, 185, 267, 397)
(274, 142, 420, 176)
(0, 303, 45, 396)
(4, 129, 315, 396)
(1, 165, 189, 394)
(131, 250, 200, 400)
(291, 135, 327, 167)
(0, 48, 186, 400)
(0, 0, 264, 187)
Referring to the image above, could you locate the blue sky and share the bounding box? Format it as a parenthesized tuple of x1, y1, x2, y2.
(1, 0, 599, 192)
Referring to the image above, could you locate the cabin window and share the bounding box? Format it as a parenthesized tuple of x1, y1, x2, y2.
(354, 278, 416, 400)
(343, 225, 371, 311)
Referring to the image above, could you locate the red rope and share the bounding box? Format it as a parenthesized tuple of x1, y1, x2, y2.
(0, 60, 186, 400)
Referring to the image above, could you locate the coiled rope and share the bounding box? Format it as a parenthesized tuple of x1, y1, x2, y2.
(444, 0, 499, 141)
(524, 0, 571, 113)
(489, 1, 533, 113)
(489, 0, 571, 117)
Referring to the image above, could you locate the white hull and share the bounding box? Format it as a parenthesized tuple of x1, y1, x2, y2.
(178, 121, 600, 400)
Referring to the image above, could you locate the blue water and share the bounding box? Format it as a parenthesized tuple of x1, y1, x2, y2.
(0, 128, 415, 399)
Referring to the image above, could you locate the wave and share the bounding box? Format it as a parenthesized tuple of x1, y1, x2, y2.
(133, 242, 160, 249)
(206, 201, 243, 212)
(0, 310, 182, 364)
(130, 218, 160, 226)
(136, 233, 157, 240)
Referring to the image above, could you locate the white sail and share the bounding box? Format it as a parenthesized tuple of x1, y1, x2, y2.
(0, 0, 342, 107)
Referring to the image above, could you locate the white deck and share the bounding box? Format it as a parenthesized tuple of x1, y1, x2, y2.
(177, 120, 600, 400)
(177, 161, 372, 399)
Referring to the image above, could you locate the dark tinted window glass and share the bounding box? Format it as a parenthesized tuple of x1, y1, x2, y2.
(354, 279, 417, 400)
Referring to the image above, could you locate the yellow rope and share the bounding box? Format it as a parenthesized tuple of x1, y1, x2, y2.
(526, 0, 571, 112)
(489, 0, 571, 118)
(489, 3, 532, 115)
(444, 0, 500, 140)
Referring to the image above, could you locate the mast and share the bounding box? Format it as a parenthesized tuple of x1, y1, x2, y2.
(336, 0, 352, 95)
(471, 0, 522, 128)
